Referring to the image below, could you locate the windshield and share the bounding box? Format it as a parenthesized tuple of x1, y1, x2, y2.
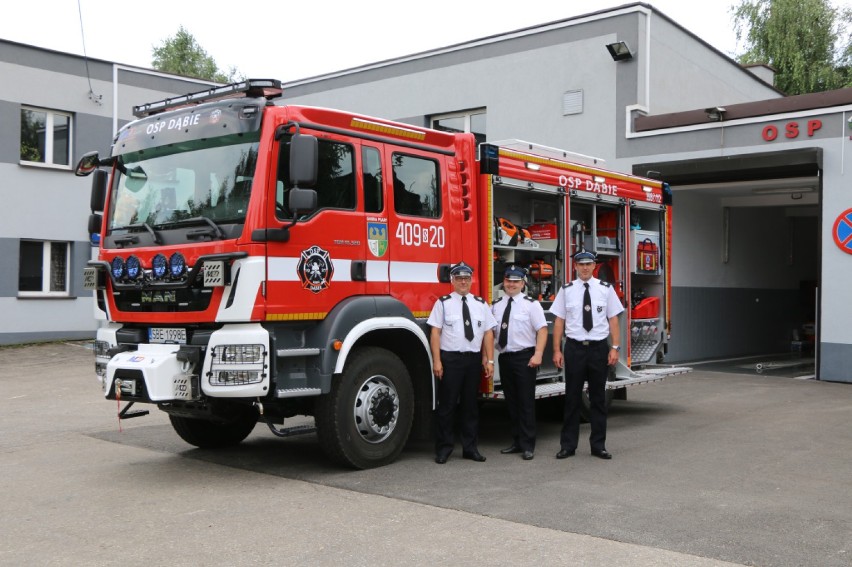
(108, 140, 259, 231)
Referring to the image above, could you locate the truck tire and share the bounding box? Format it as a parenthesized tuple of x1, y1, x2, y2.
(169, 409, 257, 449)
(580, 366, 616, 422)
(315, 347, 414, 469)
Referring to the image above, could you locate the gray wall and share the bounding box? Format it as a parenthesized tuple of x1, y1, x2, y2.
(280, 6, 778, 164)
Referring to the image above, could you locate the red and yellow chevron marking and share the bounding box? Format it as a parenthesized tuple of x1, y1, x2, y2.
(267, 312, 327, 321)
(351, 118, 426, 141)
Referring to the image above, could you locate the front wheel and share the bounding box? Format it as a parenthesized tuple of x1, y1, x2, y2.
(169, 406, 257, 449)
(315, 347, 414, 469)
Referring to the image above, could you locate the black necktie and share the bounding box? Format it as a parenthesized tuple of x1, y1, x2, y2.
(583, 283, 593, 332)
(462, 296, 474, 341)
(499, 297, 512, 348)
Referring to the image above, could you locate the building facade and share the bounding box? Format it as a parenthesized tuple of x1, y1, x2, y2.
(3, 2, 850, 383)
(0, 39, 212, 344)
(274, 2, 849, 382)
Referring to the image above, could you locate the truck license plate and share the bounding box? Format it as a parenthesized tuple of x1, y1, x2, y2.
(83, 267, 98, 290)
(148, 328, 187, 344)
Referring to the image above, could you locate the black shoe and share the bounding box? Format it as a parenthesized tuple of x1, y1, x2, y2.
(435, 453, 450, 464)
(500, 444, 522, 454)
(591, 449, 613, 460)
(556, 449, 576, 459)
(522, 450, 534, 460)
(462, 451, 486, 462)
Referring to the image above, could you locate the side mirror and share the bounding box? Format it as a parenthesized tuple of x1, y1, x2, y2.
(88, 213, 103, 235)
(90, 169, 108, 212)
(75, 151, 100, 177)
(288, 187, 317, 214)
(289, 134, 318, 187)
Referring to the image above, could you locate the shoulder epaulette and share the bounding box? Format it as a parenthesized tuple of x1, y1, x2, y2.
(491, 297, 501, 305)
(473, 295, 486, 304)
(439, 294, 451, 302)
(523, 295, 535, 302)
(562, 282, 574, 288)
(601, 281, 611, 288)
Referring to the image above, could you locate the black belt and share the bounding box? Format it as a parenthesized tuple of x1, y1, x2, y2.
(565, 338, 606, 346)
(500, 347, 535, 356)
(440, 350, 480, 357)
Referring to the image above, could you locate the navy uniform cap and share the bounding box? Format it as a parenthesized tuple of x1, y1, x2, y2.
(503, 264, 526, 281)
(450, 261, 474, 277)
(573, 251, 597, 264)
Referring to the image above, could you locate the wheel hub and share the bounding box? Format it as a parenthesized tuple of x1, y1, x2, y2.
(353, 375, 399, 443)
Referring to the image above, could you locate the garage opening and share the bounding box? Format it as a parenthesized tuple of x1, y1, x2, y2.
(634, 149, 821, 378)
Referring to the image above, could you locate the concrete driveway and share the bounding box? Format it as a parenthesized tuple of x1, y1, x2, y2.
(2, 341, 850, 567)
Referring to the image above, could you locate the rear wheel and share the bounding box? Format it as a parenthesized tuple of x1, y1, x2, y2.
(169, 407, 257, 449)
(315, 347, 414, 469)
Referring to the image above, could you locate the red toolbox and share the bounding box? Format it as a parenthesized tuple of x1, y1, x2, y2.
(527, 223, 557, 240)
(631, 296, 660, 319)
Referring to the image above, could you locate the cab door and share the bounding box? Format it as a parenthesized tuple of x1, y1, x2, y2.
(384, 145, 457, 316)
(265, 132, 368, 319)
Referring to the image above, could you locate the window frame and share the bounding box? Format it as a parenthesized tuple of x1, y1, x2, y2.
(276, 135, 357, 220)
(18, 240, 71, 298)
(391, 152, 441, 219)
(19, 106, 73, 170)
(430, 109, 487, 145)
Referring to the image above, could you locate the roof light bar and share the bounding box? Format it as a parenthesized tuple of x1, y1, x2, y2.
(133, 79, 283, 118)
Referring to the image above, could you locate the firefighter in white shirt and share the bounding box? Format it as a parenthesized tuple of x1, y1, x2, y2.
(550, 251, 624, 460)
(427, 261, 497, 464)
(491, 265, 548, 461)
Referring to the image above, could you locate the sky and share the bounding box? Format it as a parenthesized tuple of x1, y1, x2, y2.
(1, 0, 850, 82)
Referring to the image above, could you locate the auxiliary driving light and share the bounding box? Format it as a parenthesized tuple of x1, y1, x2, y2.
(151, 254, 168, 279)
(209, 370, 262, 386)
(126, 255, 143, 280)
(169, 252, 187, 278)
(111, 256, 125, 279)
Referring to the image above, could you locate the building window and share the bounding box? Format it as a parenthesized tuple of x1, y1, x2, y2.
(20, 107, 72, 167)
(18, 241, 70, 296)
(431, 110, 487, 145)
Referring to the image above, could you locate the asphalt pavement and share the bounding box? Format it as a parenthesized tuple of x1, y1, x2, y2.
(2, 341, 850, 567)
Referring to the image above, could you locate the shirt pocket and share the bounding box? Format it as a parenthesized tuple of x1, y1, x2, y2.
(511, 311, 530, 323)
(444, 315, 460, 330)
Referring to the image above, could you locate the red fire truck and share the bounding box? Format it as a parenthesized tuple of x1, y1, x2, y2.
(77, 79, 685, 469)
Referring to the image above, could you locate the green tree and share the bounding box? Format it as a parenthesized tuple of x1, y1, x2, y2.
(733, 0, 852, 94)
(151, 26, 240, 83)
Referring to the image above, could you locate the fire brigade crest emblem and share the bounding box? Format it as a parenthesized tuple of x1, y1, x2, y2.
(297, 245, 334, 294)
(367, 222, 388, 258)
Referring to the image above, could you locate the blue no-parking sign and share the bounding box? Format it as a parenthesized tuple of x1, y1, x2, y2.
(832, 208, 852, 254)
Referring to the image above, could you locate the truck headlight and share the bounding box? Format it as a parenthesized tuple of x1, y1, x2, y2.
(214, 344, 263, 364)
(93, 340, 111, 357)
(209, 344, 266, 387)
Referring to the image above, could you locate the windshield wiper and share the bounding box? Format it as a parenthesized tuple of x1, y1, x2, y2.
(120, 222, 163, 244)
(178, 216, 227, 240)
